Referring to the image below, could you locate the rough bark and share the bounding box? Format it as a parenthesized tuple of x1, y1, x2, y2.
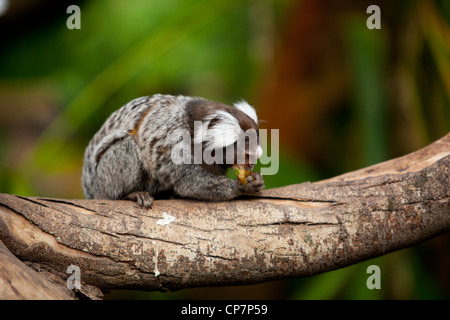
(0, 240, 75, 299)
(0, 133, 449, 299)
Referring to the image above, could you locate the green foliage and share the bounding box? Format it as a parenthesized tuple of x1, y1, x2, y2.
(345, 16, 388, 166)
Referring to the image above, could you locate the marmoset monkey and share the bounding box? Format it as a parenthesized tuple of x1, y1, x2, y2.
(82, 94, 264, 207)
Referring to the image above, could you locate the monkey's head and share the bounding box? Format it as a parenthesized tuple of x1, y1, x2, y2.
(189, 99, 262, 178)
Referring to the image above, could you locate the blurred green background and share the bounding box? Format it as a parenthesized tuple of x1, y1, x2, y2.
(0, 0, 449, 299)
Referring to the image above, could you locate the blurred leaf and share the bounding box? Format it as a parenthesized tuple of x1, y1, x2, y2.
(345, 16, 388, 167)
(260, 148, 319, 188)
(291, 266, 356, 300)
(420, 1, 450, 102)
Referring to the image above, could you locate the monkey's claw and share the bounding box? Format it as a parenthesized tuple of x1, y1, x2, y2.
(242, 171, 265, 193)
(124, 191, 154, 208)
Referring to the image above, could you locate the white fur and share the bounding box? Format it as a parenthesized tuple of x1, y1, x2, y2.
(233, 100, 258, 124)
(256, 145, 263, 158)
(194, 110, 242, 149)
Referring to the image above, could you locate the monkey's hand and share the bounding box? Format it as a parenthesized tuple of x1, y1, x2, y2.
(239, 171, 264, 194)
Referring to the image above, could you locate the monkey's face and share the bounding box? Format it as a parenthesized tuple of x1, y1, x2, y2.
(242, 129, 263, 170)
(230, 130, 262, 185)
(223, 128, 262, 171)
(188, 97, 262, 174)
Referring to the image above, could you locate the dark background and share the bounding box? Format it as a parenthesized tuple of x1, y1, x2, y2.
(0, 0, 449, 299)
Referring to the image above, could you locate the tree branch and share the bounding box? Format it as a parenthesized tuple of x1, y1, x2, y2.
(0, 133, 449, 299)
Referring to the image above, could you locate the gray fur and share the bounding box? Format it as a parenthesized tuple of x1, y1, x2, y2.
(82, 94, 264, 207)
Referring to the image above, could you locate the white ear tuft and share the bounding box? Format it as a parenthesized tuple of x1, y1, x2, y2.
(233, 100, 258, 124)
(194, 111, 242, 149)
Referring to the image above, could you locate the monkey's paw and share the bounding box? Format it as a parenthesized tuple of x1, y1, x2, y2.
(124, 191, 154, 208)
(240, 171, 265, 194)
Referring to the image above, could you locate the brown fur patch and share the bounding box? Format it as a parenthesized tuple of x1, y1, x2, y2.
(130, 108, 152, 138)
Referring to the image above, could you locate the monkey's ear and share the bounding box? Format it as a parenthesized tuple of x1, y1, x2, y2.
(194, 111, 242, 150)
(233, 100, 258, 124)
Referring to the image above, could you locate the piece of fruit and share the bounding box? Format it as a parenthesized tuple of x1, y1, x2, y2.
(233, 165, 252, 185)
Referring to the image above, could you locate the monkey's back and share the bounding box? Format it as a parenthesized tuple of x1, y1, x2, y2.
(82, 94, 195, 198)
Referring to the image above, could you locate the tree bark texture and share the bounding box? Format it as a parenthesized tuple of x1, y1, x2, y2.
(0, 133, 449, 299)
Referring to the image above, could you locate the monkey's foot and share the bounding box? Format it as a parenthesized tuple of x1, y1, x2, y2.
(124, 191, 154, 208)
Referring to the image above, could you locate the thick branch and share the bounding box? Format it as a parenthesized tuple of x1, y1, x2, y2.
(0, 133, 449, 298)
(0, 240, 75, 299)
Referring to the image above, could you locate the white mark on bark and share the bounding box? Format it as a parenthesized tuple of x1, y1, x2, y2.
(157, 212, 176, 226)
(152, 241, 160, 277)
